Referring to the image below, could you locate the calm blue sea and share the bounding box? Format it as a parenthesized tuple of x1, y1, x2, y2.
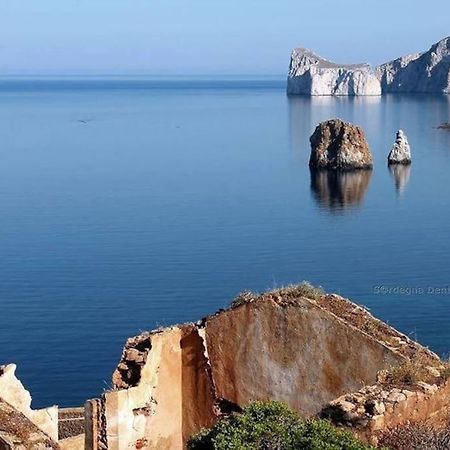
(0, 78, 449, 408)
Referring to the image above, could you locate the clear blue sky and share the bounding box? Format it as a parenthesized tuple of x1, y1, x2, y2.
(1, 0, 448, 75)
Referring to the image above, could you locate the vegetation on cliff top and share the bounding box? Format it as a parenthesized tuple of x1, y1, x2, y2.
(188, 401, 377, 450)
(231, 281, 325, 308)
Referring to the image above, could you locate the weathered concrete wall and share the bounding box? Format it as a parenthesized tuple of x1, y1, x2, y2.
(104, 327, 183, 450)
(85, 291, 439, 449)
(0, 364, 58, 442)
(205, 298, 404, 415)
(87, 325, 217, 450)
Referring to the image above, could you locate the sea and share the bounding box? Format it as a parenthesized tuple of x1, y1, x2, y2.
(0, 76, 449, 408)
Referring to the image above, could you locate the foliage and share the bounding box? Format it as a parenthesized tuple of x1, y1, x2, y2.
(188, 401, 376, 450)
(230, 282, 325, 309)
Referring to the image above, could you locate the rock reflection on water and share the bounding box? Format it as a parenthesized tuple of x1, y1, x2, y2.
(389, 164, 411, 195)
(310, 169, 372, 212)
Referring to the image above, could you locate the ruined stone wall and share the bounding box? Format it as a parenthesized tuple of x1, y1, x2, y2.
(0, 364, 58, 442)
(87, 325, 217, 450)
(85, 292, 435, 449)
(323, 380, 450, 445)
(0, 399, 59, 449)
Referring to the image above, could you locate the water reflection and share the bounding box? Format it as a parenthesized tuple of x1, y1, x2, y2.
(389, 164, 411, 195)
(310, 169, 372, 212)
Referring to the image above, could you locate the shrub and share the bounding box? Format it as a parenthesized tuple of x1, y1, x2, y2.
(278, 281, 325, 300)
(378, 423, 450, 450)
(188, 401, 375, 450)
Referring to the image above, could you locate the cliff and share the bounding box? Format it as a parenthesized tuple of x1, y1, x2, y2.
(288, 37, 450, 95)
(287, 48, 381, 96)
(377, 37, 450, 94)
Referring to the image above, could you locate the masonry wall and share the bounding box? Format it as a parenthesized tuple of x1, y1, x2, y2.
(85, 295, 418, 449)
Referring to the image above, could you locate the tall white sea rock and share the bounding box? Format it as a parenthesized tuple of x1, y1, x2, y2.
(287, 48, 382, 96)
(388, 130, 412, 165)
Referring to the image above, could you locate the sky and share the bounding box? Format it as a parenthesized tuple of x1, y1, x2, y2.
(0, 0, 449, 75)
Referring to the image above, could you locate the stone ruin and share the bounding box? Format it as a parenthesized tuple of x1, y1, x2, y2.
(1, 286, 450, 449)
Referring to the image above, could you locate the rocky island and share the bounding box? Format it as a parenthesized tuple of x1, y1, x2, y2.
(288, 37, 450, 96)
(309, 119, 373, 170)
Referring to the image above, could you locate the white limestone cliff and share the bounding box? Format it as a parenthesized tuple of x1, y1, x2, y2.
(287, 48, 381, 96)
(376, 37, 450, 94)
(288, 37, 450, 96)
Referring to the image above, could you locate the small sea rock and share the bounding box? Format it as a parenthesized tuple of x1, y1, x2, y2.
(388, 130, 412, 165)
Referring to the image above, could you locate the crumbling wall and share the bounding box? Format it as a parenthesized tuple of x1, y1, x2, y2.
(86, 291, 439, 449)
(205, 297, 407, 415)
(322, 379, 450, 445)
(86, 325, 218, 450)
(0, 398, 59, 449)
(0, 364, 58, 442)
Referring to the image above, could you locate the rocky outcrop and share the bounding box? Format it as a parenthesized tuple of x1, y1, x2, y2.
(388, 130, 412, 165)
(287, 48, 381, 96)
(85, 286, 439, 449)
(309, 119, 373, 170)
(376, 37, 450, 94)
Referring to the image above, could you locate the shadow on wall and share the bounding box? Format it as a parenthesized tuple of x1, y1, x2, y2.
(310, 169, 372, 213)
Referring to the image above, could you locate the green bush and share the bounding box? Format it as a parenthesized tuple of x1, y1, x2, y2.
(188, 401, 376, 450)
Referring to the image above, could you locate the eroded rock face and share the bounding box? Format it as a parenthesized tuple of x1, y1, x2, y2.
(309, 119, 373, 170)
(388, 130, 412, 165)
(376, 37, 450, 94)
(287, 48, 381, 96)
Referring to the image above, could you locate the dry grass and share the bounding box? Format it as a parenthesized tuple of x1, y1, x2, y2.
(378, 423, 450, 450)
(230, 282, 325, 308)
(380, 359, 450, 388)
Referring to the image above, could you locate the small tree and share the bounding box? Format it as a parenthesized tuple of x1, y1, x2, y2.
(188, 401, 376, 450)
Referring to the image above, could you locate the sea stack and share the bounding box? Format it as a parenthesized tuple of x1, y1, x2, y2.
(388, 130, 412, 165)
(309, 119, 373, 170)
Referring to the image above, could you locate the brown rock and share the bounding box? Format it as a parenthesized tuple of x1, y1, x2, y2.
(309, 119, 373, 170)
